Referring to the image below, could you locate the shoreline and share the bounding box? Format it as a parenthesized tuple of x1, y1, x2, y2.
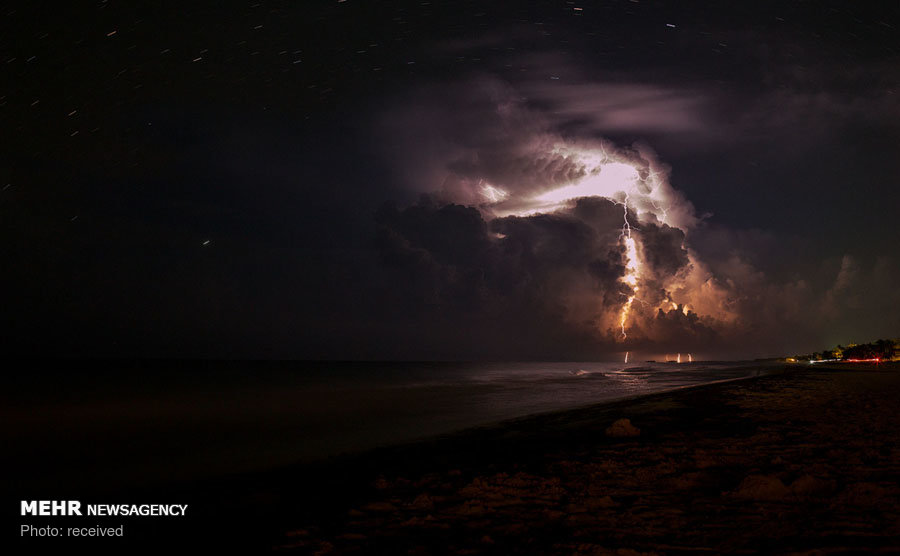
(145, 364, 799, 550)
(12, 362, 900, 554)
(2, 360, 778, 495)
(259, 362, 900, 554)
(178, 363, 787, 496)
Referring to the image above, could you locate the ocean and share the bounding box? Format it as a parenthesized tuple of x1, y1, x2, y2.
(2, 359, 780, 492)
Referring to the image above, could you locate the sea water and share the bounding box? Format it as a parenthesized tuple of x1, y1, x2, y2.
(2, 359, 779, 490)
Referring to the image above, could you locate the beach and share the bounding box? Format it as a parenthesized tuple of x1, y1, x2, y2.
(264, 363, 900, 554)
(10, 362, 900, 554)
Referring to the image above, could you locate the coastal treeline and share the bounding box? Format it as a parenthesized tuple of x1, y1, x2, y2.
(792, 338, 900, 362)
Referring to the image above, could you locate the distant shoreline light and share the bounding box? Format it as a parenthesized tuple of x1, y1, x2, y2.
(808, 358, 882, 364)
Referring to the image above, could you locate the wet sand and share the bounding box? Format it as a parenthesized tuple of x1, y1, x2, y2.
(269, 363, 900, 555)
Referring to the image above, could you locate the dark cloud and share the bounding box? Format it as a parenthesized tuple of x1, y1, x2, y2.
(638, 223, 690, 278)
(645, 306, 721, 349)
(369, 194, 741, 358)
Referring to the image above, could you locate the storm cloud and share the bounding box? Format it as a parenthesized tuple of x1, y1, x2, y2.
(364, 59, 900, 359)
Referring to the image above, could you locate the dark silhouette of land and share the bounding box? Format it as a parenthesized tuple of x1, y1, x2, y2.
(793, 337, 899, 362)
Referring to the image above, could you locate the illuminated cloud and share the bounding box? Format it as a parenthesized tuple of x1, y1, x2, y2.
(360, 30, 900, 359)
(376, 76, 735, 348)
(522, 81, 711, 135)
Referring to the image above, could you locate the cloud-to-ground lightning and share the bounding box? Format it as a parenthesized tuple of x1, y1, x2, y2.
(617, 191, 640, 340)
(470, 143, 713, 343)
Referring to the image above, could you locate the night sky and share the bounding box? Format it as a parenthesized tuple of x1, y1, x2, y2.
(2, 0, 899, 360)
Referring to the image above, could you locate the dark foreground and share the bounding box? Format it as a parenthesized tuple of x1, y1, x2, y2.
(11, 364, 900, 554)
(269, 364, 900, 555)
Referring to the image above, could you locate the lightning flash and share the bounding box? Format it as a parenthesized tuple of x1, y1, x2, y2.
(474, 143, 707, 343)
(618, 194, 640, 339)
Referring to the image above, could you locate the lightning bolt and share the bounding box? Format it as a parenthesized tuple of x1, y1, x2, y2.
(645, 168, 671, 226)
(617, 191, 640, 340)
(480, 183, 508, 203)
(496, 147, 681, 342)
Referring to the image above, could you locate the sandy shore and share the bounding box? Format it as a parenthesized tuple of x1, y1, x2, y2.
(267, 363, 900, 555)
